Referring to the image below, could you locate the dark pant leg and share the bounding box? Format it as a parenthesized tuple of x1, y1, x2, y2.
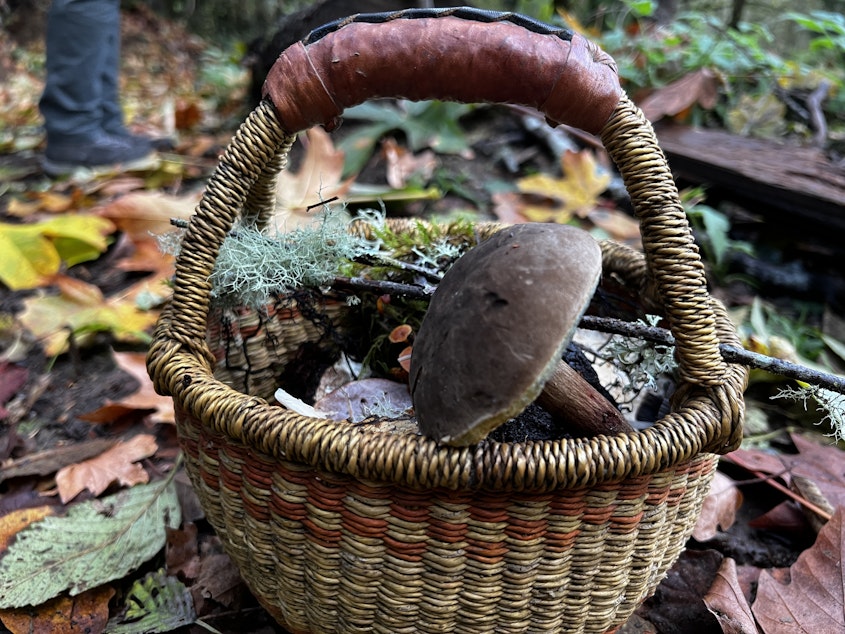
(100, 18, 124, 134)
(39, 0, 121, 141)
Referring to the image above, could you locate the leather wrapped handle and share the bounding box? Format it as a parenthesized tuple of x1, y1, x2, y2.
(262, 7, 623, 135)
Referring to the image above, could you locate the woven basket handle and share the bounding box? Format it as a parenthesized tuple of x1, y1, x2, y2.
(164, 8, 729, 386)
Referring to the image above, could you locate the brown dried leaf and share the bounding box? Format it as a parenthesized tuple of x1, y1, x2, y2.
(693, 471, 744, 541)
(111, 351, 175, 423)
(382, 137, 437, 189)
(640, 68, 720, 123)
(704, 558, 760, 634)
(0, 585, 114, 634)
(273, 128, 354, 230)
(166, 522, 201, 581)
(96, 190, 197, 241)
(752, 508, 845, 633)
(54, 434, 158, 503)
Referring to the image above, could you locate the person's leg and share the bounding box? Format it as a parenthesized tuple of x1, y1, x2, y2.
(40, 0, 118, 141)
(100, 15, 127, 136)
(39, 0, 153, 174)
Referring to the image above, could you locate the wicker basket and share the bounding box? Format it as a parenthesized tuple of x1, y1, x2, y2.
(147, 9, 748, 634)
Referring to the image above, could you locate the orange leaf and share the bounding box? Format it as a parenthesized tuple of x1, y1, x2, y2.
(54, 434, 158, 503)
(110, 351, 175, 423)
(96, 190, 198, 242)
(0, 585, 114, 634)
(639, 69, 721, 123)
(0, 506, 55, 551)
(703, 558, 758, 634)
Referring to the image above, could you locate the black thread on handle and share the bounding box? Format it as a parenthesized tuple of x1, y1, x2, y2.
(302, 6, 574, 46)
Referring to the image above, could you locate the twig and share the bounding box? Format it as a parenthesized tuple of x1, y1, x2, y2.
(807, 80, 830, 148)
(332, 276, 434, 299)
(354, 254, 443, 282)
(579, 315, 845, 394)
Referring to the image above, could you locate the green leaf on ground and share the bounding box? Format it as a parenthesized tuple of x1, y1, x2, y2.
(0, 476, 181, 609)
(106, 569, 196, 634)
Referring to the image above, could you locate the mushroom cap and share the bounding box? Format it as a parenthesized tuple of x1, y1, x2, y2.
(409, 223, 603, 446)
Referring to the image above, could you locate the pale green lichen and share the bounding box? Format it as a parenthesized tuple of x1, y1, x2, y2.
(772, 384, 845, 442)
(209, 209, 371, 308)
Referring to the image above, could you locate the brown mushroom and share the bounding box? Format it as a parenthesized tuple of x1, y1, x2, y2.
(409, 223, 632, 446)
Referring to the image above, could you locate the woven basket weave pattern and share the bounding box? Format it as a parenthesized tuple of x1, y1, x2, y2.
(178, 408, 717, 633)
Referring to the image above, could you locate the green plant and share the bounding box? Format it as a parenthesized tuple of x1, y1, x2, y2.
(681, 188, 753, 281)
(337, 100, 475, 176)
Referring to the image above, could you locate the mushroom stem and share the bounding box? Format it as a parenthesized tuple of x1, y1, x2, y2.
(537, 361, 634, 436)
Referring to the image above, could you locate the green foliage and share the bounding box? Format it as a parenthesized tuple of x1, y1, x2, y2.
(338, 100, 474, 176)
(106, 569, 197, 634)
(0, 477, 180, 609)
(681, 188, 753, 280)
(597, 3, 844, 133)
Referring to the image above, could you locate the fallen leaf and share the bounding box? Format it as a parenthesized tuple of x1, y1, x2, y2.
(639, 68, 721, 123)
(0, 215, 115, 291)
(273, 127, 354, 230)
(0, 477, 180, 608)
(0, 438, 117, 484)
(0, 506, 55, 551)
(18, 275, 158, 356)
(166, 523, 201, 581)
(106, 569, 196, 633)
(0, 585, 114, 634)
(382, 137, 437, 189)
(0, 362, 28, 420)
(110, 351, 175, 423)
(752, 508, 845, 633)
(505, 150, 610, 223)
(693, 471, 744, 542)
(704, 558, 759, 634)
(54, 434, 158, 503)
(584, 207, 642, 246)
(96, 190, 197, 241)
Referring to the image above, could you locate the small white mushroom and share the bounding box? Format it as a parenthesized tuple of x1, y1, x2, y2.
(409, 223, 632, 446)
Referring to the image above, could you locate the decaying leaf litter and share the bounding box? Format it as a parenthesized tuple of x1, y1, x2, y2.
(1, 3, 845, 633)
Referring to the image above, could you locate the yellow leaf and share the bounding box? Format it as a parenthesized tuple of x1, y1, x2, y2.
(517, 150, 610, 222)
(0, 215, 115, 290)
(18, 276, 158, 356)
(0, 224, 61, 290)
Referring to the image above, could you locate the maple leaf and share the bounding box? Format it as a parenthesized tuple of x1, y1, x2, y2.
(54, 434, 158, 503)
(0, 215, 115, 290)
(273, 127, 354, 231)
(18, 275, 158, 356)
(511, 150, 611, 223)
(752, 508, 845, 633)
